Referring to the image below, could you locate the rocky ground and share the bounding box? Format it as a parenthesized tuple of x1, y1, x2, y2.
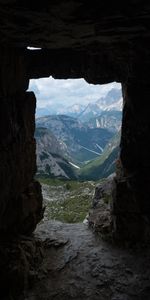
(25, 220, 150, 300)
(41, 180, 95, 223)
(2, 178, 150, 300)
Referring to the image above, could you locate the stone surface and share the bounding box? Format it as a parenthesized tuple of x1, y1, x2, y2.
(88, 178, 113, 236)
(0, 47, 29, 96)
(0, 234, 44, 299)
(0, 41, 44, 298)
(1, 2, 150, 84)
(0, 90, 43, 234)
(1, 5, 150, 298)
(112, 81, 150, 241)
(25, 221, 150, 300)
(18, 181, 44, 235)
(1, 2, 150, 241)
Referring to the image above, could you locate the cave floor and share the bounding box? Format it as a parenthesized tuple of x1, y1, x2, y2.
(25, 221, 150, 300)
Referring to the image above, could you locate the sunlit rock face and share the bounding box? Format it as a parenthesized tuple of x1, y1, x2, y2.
(1, 1, 150, 239)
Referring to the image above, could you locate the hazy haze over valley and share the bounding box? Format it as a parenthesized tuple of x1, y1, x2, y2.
(29, 77, 121, 117)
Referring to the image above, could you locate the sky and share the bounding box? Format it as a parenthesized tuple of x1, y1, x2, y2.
(29, 76, 121, 109)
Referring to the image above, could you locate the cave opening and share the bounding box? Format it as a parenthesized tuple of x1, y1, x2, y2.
(1, 2, 150, 299)
(28, 76, 122, 225)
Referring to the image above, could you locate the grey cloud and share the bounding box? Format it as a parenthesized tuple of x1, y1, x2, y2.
(29, 77, 121, 108)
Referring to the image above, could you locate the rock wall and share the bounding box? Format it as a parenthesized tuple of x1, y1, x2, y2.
(0, 47, 43, 235)
(1, 2, 150, 298)
(112, 79, 150, 241)
(1, 2, 150, 242)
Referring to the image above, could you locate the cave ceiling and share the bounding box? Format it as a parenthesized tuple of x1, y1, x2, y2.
(0, 1, 150, 83)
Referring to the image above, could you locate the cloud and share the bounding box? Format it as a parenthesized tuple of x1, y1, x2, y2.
(28, 76, 121, 108)
(29, 81, 40, 95)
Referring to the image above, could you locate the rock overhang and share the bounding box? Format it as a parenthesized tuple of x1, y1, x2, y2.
(0, 1, 150, 84)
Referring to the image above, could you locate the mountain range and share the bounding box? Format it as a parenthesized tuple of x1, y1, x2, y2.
(78, 131, 120, 180)
(35, 127, 76, 179)
(36, 115, 114, 165)
(36, 88, 122, 119)
(35, 87, 122, 180)
(86, 110, 122, 132)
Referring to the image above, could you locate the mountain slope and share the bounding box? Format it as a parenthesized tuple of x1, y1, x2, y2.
(86, 110, 122, 132)
(78, 88, 122, 122)
(96, 88, 122, 110)
(57, 103, 85, 118)
(78, 132, 120, 180)
(78, 102, 102, 122)
(35, 127, 76, 179)
(36, 115, 114, 165)
(36, 87, 122, 120)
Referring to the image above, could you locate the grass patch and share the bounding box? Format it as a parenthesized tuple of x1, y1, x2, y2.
(38, 177, 95, 189)
(37, 177, 66, 186)
(46, 194, 92, 223)
(64, 180, 93, 191)
(38, 178, 97, 223)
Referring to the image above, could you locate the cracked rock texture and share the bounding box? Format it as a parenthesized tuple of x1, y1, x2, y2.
(25, 221, 150, 300)
(0, 234, 44, 299)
